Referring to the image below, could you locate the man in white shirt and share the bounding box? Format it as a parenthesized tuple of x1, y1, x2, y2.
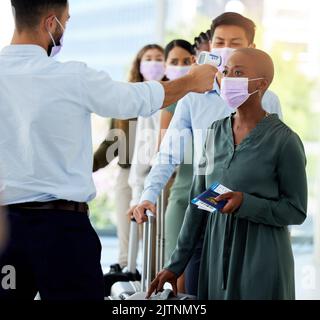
(0, 0, 216, 300)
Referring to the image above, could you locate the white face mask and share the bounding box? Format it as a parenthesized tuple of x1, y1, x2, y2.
(165, 65, 191, 80)
(47, 16, 65, 58)
(220, 77, 264, 109)
(140, 61, 166, 81)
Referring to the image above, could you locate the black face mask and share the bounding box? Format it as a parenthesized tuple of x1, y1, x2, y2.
(46, 16, 64, 57)
(47, 36, 62, 57)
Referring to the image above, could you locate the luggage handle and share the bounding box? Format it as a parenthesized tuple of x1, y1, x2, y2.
(127, 218, 139, 274)
(141, 210, 155, 292)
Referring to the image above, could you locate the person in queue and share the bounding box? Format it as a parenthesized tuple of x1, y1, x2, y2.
(133, 12, 283, 296)
(147, 48, 307, 300)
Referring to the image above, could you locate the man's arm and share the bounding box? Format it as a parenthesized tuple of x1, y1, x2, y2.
(82, 64, 217, 119)
(160, 64, 217, 108)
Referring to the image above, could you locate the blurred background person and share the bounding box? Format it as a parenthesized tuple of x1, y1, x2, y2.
(128, 39, 196, 214)
(128, 40, 196, 288)
(93, 44, 165, 272)
(127, 44, 166, 213)
(193, 29, 212, 56)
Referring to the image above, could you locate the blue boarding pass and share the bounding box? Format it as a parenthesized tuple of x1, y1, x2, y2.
(191, 182, 233, 213)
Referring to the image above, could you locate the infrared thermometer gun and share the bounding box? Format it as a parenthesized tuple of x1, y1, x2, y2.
(197, 51, 222, 69)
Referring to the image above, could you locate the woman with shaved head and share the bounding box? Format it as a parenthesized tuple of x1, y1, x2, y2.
(147, 48, 308, 300)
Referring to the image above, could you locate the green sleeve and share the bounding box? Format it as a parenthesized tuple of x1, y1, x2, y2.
(93, 140, 117, 172)
(93, 119, 118, 172)
(165, 102, 177, 115)
(164, 158, 208, 277)
(236, 132, 308, 227)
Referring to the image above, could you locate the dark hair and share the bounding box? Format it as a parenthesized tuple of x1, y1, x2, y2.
(164, 39, 196, 61)
(11, 0, 68, 31)
(193, 30, 211, 51)
(210, 12, 256, 44)
(128, 44, 164, 83)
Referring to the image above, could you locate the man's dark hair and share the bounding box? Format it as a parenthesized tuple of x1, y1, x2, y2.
(11, 0, 68, 31)
(210, 12, 256, 44)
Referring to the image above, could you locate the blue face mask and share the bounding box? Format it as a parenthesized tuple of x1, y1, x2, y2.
(47, 17, 65, 57)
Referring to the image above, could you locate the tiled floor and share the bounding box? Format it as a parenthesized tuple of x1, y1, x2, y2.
(100, 236, 320, 300)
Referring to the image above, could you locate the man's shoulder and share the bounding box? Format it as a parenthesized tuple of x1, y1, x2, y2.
(51, 60, 89, 75)
(263, 89, 279, 100)
(262, 89, 282, 116)
(263, 89, 281, 106)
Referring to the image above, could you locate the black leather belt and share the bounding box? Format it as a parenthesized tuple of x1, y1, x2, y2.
(8, 200, 89, 214)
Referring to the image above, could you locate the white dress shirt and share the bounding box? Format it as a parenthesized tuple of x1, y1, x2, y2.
(0, 45, 164, 205)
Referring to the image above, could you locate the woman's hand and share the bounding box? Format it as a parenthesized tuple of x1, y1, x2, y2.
(215, 192, 244, 214)
(146, 269, 178, 299)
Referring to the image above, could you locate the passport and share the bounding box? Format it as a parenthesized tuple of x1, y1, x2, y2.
(191, 182, 232, 213)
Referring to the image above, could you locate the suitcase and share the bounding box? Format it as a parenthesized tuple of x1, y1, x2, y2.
(126, 209, 196, 301)
(108, 211, 151, 300)
(109, 189, 197, 300)
(103, 218, 141, 296)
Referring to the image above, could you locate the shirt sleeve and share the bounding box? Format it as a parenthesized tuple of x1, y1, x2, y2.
(140, 96, 193, 204)
(128, 115, 160, 206)
(81, 65, 165, 118)
(235, 132, 307, 227)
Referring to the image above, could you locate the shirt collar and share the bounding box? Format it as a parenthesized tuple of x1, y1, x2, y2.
(0, 45, 48, 57)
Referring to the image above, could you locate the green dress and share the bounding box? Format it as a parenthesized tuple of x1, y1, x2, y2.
(165, 114, 308, 300)
(164, 103, 194, 263)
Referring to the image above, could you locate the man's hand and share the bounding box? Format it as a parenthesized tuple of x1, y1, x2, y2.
(215, 192, 244, 214)
(133, 201, 156, 224)
(146, 269, 178, 299)
(161, 64, 217, 107)
(187, 64, 218, 93)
